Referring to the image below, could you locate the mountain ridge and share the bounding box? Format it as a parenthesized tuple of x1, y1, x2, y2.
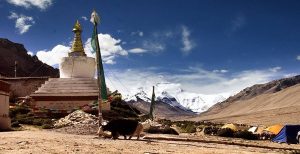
(0, 38, 58, 77)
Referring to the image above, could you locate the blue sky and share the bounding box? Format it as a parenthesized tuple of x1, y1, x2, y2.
(1, 0, 300, 96)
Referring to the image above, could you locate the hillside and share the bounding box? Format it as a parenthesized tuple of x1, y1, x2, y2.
(0, 38, 58, 77)
(190, 75, 300, 125)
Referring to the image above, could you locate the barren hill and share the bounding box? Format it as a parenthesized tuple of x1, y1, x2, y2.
(0, 38, 58, 77)
(190, 75, 300, 125)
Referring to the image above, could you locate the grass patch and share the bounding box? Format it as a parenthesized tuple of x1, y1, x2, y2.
(9, 105, 54, 129)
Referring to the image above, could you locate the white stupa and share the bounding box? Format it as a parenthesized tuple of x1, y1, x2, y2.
(59, 20, 96, 78)
(31, 20, 110, 113)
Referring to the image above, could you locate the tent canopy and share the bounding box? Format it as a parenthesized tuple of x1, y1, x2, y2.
(272, 125, 300, 144)
(221, 123, 238, 131)
(264, 124, 283, 135)
(248, 126, 258, 133)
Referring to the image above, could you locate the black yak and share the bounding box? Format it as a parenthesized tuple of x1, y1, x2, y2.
(101, 119, 143, 140)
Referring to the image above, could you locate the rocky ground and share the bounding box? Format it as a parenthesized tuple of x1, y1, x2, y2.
(2, 110, 300, 153)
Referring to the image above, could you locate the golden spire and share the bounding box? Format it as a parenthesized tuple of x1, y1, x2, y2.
(70, 20, 86, 57)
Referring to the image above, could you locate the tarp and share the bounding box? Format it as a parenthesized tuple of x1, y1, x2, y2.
(264, 124, 283, 135)
(248, 126, 258, 133)
(221, 123, 238, 131)
(272, 125, 300, 144)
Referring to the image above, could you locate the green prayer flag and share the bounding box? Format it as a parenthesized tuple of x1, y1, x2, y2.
(149, 86, 156, 120)
(91, 28, 97, 54)
(91, 12, 108, 101)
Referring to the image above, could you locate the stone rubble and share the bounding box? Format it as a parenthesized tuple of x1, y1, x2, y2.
(53, 110, 100, 135)
(54, 110, 98, 128)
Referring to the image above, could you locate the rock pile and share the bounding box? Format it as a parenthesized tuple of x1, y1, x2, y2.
(53, 110, 99, 135)
(54, 110, 98, 127)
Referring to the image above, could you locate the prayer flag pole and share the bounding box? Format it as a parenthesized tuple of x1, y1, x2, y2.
(90, 10, 108, 128)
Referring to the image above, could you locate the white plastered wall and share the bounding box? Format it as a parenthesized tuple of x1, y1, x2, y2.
(59, 57, 96, 78)
(0, 91, 11, 130)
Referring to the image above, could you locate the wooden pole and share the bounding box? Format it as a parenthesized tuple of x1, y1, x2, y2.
(14, 61, 18, 78)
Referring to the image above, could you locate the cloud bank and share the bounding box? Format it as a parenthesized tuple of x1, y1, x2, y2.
(105, 66, 283, 98)
(7, 0, 52, 10)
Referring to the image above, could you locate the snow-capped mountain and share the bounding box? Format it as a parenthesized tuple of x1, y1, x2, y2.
(124, 87, 151, 102)
(124, 82, 231, 113)
(175, 92, 227, 113)
(157, 91, 189, 111)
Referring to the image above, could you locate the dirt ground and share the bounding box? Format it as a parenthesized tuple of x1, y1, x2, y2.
(1, 128, 300, 154)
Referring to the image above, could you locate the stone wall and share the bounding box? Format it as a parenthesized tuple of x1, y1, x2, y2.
(0, 77, 50, 101)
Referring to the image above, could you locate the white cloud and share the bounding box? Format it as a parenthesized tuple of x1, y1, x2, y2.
(297, 55, 300, 61)
(36, 33, 128, 66)
(105, 66, 281, 97)
(85, 33, 128, 59)
(8, 12, 35, 34)
(139, 31, 143, 37)
(142, 41, 165, 52)
(128, 48, 148, 54)
(181, 25, 195, 54)
(227, 14, 246, 36)
(231, 15, 246, 32)
(131, 31, 143, 37)
(213, 69, 229, 73)
(36, 45, 69, 66)
(152, 31, 174, 38)
(7, 0, 52, 10)
(269, 66, 282, 73)
(27, 51, 34, 56)
(81, 16, 88, 21)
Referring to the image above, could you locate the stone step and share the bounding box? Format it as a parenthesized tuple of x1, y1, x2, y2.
(48, 78, 97, 81)
(31, 93, 98, 97)
(31, 78, 102, 97)
(40, 84, 98, 88)
(43, 82, 97, 85)
(35, 89, 99, 93)
(38, 87, 99, 90)
(41, 84, 98, 88)
(37, 85, 97, 89)
(39, 87, 98, 91)
(44, 80, 97, 84)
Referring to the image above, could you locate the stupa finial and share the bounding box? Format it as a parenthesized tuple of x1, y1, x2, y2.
(73, 20, 82, 32)
(70, 20, 86, 57)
